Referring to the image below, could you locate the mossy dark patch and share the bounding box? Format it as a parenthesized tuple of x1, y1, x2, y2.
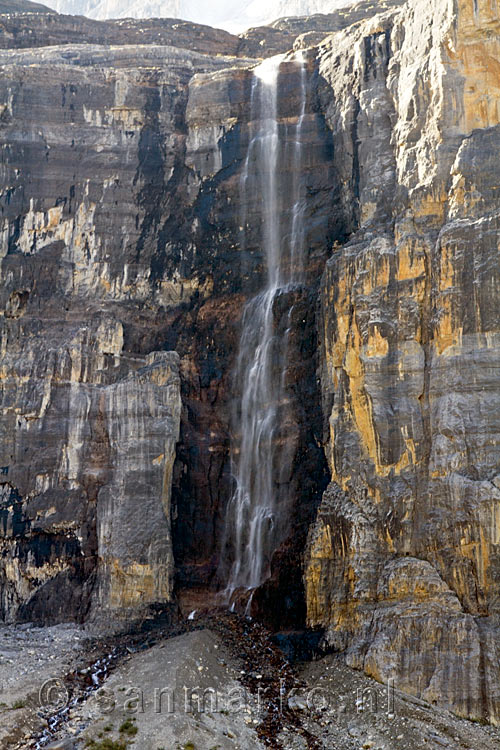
(119, 718, 138, 737)
(85, 739, 128, 750)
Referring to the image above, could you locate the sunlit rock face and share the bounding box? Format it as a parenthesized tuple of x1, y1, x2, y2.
(0, 0, 500, 727)
(305, 0, 500, 725)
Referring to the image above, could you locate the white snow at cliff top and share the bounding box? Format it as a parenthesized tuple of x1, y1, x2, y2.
(46, 0, 352, 32)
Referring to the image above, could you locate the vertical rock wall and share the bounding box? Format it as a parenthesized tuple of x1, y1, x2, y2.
(306, 0, 500, 724)
(0, 39, 338, 625)
(1, 0, 500, 726)
(173, 57, 340, 623)
(0, 45, 240, 623)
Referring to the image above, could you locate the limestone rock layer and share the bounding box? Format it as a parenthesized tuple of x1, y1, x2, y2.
(305, 0, 500, 725)
(0, 0, 499, 726)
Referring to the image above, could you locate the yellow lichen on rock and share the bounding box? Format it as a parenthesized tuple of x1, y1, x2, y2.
(305, 521, 334, 624)
(396, 239, 426, 281)
(434, 298, 463, 354)
(438, 241, 456, 291)
(109, 560, 171, 610)
(365, 326, 389, 358)
(343, 319, 380, 470)
(452, 0, 500, 132)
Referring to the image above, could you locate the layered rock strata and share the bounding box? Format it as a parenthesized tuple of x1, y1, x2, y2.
(0, 26, 336, 625)
(0, 0, 407, 58)
(0, 42, 246, 622)
(305, 0, 500, 725)
(0, 0, 499, 728)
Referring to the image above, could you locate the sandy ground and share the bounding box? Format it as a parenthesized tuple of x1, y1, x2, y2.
(1, 618, 499, 750)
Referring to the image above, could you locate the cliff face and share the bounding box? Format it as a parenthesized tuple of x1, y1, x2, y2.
(0, 42, 245, 623)
(0, 19, 337, 625)
(0, 0, 499, 727)
(172, 56, 338, 622)
(305, 0, 500, 725)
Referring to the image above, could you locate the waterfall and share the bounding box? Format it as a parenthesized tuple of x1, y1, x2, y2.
(222, 52, 308, 601)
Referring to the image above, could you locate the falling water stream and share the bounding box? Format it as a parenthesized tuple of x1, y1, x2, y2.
(223, 52, 308, 601)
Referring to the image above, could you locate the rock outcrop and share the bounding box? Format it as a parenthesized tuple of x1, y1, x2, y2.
(0, 0, 52, 13)
(0, 41, 241, 623)
(0, 14, 242, 55)
(305, 0, 500, 726)
(0, 0, 499, 729)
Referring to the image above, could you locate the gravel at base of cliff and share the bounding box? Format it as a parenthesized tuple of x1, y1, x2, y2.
(3, 617, 499, 750)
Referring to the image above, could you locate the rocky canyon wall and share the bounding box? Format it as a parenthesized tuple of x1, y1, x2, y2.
(0, 42, 242, 623)
(305, 0, 500, 725)
(0, 0, 499, 728)
(0, 15, 338, 625)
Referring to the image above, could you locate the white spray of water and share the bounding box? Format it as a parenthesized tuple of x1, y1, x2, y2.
(222, 52, 308, 601)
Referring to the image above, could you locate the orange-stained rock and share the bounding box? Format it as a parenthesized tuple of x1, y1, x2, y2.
(307, 0, 500, 725)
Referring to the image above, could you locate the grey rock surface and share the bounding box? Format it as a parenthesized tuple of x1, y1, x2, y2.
(305, 0, 500, 727)
(0, 0, 52, 12)
(5, 626, 500, 750)
(0, 0, 499, 732)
